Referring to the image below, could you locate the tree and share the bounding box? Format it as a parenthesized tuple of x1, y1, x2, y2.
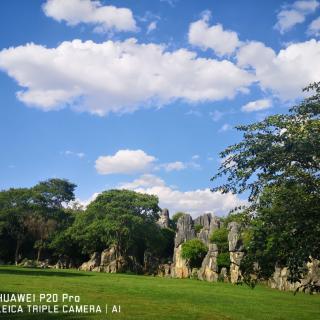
(212, 83, 320, 291)
(0, 188, 34, 264)
(210, 228, 230, 271)
(70, 189, 162, 265)
(181, 239, 208, 269)
(33, 178, 76, 209)
(212, 82, 319, 203)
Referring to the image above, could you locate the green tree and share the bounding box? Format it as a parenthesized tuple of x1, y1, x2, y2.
(70, 190, 162, 266)
(181, 239, 208, 269)
(0, 188, 34, 264)
(210, 228, 230, 271)
(212, 83, 320, 290)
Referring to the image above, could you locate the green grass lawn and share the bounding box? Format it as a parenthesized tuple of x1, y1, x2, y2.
(0, 266, 319, 320)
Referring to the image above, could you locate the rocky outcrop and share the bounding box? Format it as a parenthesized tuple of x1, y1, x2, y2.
(195, 213, 220, 245)
(78, 246, 143, 274)
(174, 214, 195, 247)
(158, 263, 172, 277)
(198, 244, 219, 282)
(171, 214, 195, 278)
(100, 246, 117, 267)
(157, 208, 170, 229)
(269, 259, 320, 292)
(79, 252, 101, 271)
(219, 267, 229, 282)
(228, 222, 244, 284)
(172, 244, 190, 278)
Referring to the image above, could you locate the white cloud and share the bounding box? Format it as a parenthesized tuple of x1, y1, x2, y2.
(274, 0, 319, 34)
(42, 0, 137, 33)
(210, 110, 224, 122)
(95, 149, 156, 175)
(119, 174, 246, 217)
(241, 99, 272, 112)
(188, 11, 240, 56)
(0, 39, 253, 116)
(161, 161, 187, 172)
(219, 123, 232, 132)
(147, 21, 157, 34)
(237, 39, 320, 100)
(64, 150, 85, 158)
(308, 16, 320, 35)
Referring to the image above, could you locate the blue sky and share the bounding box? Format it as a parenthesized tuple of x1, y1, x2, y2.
(0, 0, 319, 217)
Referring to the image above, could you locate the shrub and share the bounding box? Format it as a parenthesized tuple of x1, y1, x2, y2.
(181, 239, 208, 269)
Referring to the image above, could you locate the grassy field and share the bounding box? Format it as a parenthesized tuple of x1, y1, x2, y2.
(0, 266, 319, 320)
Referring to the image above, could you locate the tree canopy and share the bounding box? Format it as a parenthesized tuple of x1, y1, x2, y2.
(212, 82, 320, 291)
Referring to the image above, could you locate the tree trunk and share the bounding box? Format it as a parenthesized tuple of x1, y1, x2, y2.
(37, 247, 42, 262)
(15, 240, 21, 265)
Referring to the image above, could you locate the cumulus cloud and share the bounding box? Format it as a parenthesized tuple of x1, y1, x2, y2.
(188, 11, 240, 56)
(119, 174, 246, 217)
(308, 16, 320, 35)
(241, 99, 272, 112)
(42, 0, 137, 33)
(274, 0, 319, 34)
(95, 149, 156, 175)
(0, 39, 253, 115)
(237, 39, 320, 100)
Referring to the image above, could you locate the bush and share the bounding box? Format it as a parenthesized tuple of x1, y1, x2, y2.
(194, 224, 203, 234)
(181, 239, 208, 268)
(210, 228, 229, 252)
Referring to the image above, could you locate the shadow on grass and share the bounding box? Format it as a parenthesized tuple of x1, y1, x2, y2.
(0, 268, 91, 278)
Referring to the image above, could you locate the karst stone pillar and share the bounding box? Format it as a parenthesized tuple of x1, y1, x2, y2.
(198, 243, 219, 282)
(228, 222, 244, 284)
(172, 214, 195, 278)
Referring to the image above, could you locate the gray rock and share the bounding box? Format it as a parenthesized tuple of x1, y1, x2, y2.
(198, 244, 219, 282)
(100, 246, 117, 266)
(228, 222, 243, 252)
(219, 267, 229, 282)
(269, 259, 320, 292)
(195, 213, 220, 245)
(79, 252, 101, 272)
(157, 208, 170, 229)
(158, 263, 172, 277)
(174, 214, 195, 248)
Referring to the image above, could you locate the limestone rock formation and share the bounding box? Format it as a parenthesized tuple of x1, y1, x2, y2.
(172, 244, 190, 278)
(100, 246, 117, 267)
(219, 267, 229, 282)
(229, 251, 244, 284)
(174, 214, 195, 247)
(195, 213, 220, 245)
(79, 252, 101, 272)
(198, 244, 219, 282)
(157, 208, 170, 229)
(228, 222, 243, 252)
(269, 259, 320, 292)
(157, 263, 172, 277)
(171, 214, 195, 278)
(228, 222, 244, 283)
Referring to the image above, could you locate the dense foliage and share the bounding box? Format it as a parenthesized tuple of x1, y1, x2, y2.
(181, 239, 208, 269)
(0, 184, 174, 269)
(212, 82, 320, 291)
(210, 228, 230, 271)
